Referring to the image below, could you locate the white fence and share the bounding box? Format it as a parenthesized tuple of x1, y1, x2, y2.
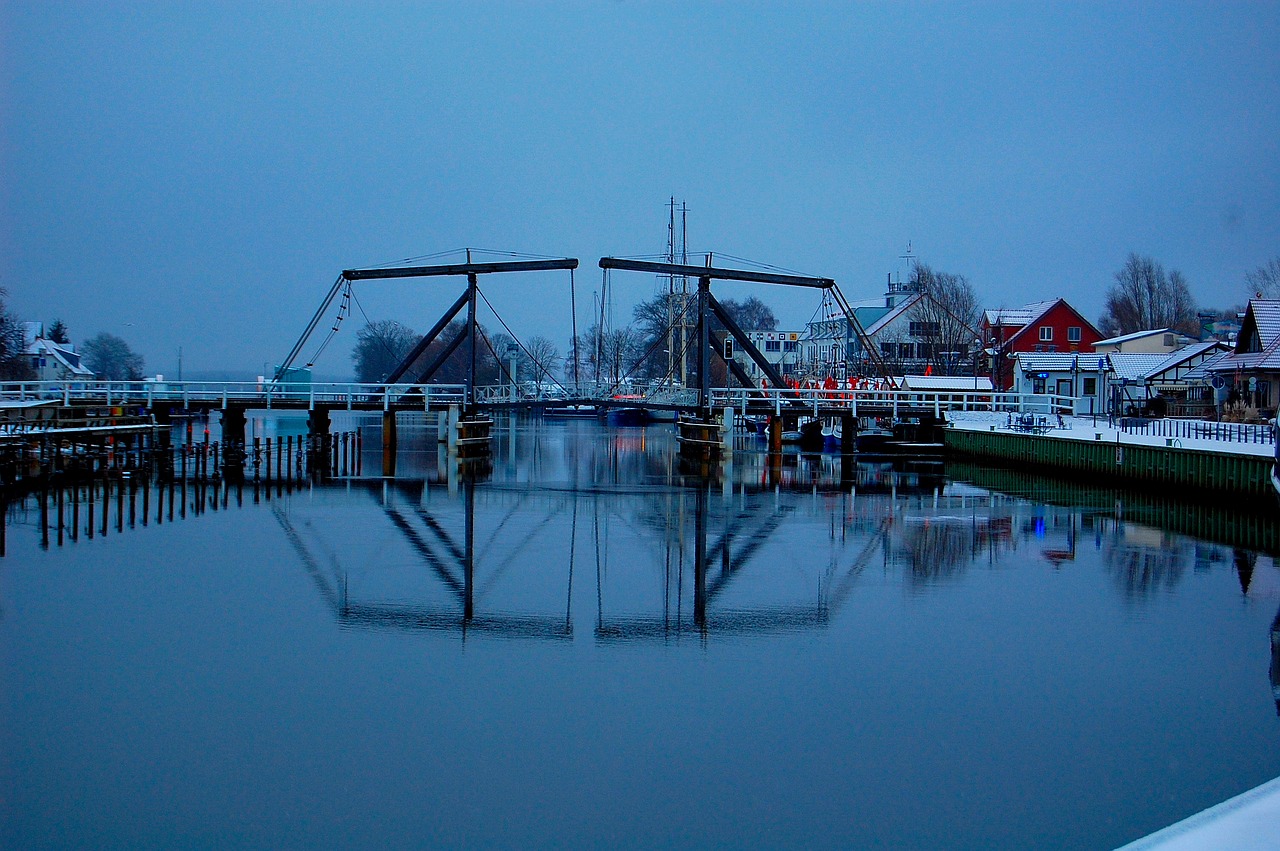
(0, 380, 467, 410)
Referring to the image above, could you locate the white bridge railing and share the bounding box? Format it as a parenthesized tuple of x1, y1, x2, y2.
(709, 387, 1081, 418)
(0, 380, 467, 410)
(2, 380, 1081, 418)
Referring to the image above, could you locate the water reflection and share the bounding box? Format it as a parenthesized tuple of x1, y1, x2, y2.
(6, 418, 1280, 849)
(7, 420, 1278, 628)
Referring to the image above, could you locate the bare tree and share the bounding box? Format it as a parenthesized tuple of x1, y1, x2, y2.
(631, 291, 698, 382)
(908, 264, 981, 374)
(873, 327, 907, 376)
(82, 332, 145, 380)
(1100, 254, 1198, 336)
(574, 324, 642, 386)
(522, 336, 561, 385)
(1245, 256, 1280, 299)
(352, 320, 421, 383)
(0, 288, 34, 380)
(718, 296, 778, 331)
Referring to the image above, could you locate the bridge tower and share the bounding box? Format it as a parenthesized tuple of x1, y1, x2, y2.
(279, 256, 579, 412)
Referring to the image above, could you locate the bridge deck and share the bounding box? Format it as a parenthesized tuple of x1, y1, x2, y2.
(1, 380, 1081, 419)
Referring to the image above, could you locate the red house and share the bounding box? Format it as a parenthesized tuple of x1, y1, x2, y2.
(982, 299, 1104, 390)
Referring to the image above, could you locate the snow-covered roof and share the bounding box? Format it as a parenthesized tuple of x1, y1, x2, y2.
(1211, 334, 1280, 372)
(1248, 299, 1280, 346)
(1141, 341, 1227, 381)
(983, 301, 1056, 328)
(1094, 328, 1174, 346)
(1106, 353, 1170, 382)
(1012, 352, 1106, 373)
(899, 375, 994, 392)
(27, 338, 95, 377)
(1181, 349, 1235, 380)
(864, 294, 920, 336)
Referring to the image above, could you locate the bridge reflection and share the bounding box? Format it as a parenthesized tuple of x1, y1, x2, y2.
(6, 424, 1276, 699)
(264, 463, 1277, 654)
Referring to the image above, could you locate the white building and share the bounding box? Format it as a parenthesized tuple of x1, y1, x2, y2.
(736, 329, 805, 379)
(21, 322, 95, 383)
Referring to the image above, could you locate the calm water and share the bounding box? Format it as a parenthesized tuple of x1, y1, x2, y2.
(3, 417, 1279, 849)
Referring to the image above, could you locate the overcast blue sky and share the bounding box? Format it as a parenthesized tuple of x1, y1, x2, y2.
(3, 2, 1278, 378)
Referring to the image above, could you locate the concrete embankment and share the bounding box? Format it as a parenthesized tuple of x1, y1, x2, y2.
(944, 413, 1275, 496)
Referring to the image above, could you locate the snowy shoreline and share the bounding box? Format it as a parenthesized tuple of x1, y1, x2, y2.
(947, 410, 1275, 459)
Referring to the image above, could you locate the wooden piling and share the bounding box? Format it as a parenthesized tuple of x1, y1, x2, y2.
(382, 411, 398, 476)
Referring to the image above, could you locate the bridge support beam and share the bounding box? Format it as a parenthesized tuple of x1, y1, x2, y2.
(840, 413, 856, 457)
(152, 406, 174, 478)
(447, 404, 460, 454)
(382, 411, 397, 477)
(308, 407, 332, 479)
(721, 406, 734, 458)
(221, 405, 248, 481)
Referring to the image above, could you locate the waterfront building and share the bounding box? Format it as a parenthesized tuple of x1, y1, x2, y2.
(735, 329, 805, 379)
(1011, 342, 1229, 417)
(1011, 352, 1107, 412)
(983, 299, 1104, 390)
(798, 277, 980, 380)
(1205, 299, 1280, 418)
(20, 321, 94, 383)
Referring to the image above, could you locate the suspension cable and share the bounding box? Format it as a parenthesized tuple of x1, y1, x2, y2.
(304, 281, 352, 368)
(476, 288, 570, 394)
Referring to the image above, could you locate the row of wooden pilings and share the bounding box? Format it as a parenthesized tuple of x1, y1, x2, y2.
(3, 464, 323, 557)
(1, 414, 364, 497)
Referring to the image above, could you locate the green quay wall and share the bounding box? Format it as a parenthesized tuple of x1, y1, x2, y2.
(944, 428, 1275, 497)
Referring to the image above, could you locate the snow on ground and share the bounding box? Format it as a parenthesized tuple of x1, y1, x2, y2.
(947, 411, 1276, 459)
(1115, 775, 1280, 850)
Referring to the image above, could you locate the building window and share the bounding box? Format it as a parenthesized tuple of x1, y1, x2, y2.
(1068, 326, 1081, 343)
(899, 343, 913, 359)
(880, 342, 895, 358)
(783, 340, 797, 352)
(1039, 326, 1053, 342)
(1083, 377, 1097, 396)
(909, 321, 940, 338)
(765, 340, 781, 353)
